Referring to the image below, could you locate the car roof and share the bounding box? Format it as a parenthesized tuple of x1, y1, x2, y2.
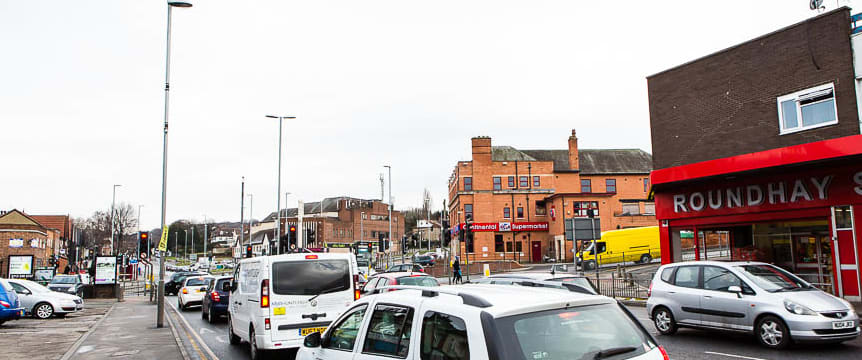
(369, 284, 614, 318)
(662, 260, 767, 268)
(383, 272, 433, 278)
(183, 275, 213, 282)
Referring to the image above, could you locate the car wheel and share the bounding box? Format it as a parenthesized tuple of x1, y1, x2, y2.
(228, 316, 241, 345)
(756, 315, 791, 349)
(639, 254, 652, 264)
(207, 308, 215, 324)
(178, 300, 185, 311)
(201, 307, 207, 319)
(34, 302, 54, 319)
(652, 307, 678, 335)
(249, 327, 263, 360)
(584, 260, 597, 271)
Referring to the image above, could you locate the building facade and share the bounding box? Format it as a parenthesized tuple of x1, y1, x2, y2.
(448, 131, 655, 264)
(648, 8, 862, 300)
(0, 210, 53, 278)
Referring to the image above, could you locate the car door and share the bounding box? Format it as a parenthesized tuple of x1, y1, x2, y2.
(668, 265, 703, 326)
(354, 300, 420, 360)
(416, 301, 474, 360)
(311, 303, 371, 360)
(700, 265, 753, 331)
(8, 282, 35, 312)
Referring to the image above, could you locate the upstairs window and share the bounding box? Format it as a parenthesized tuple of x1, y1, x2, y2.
(533, 176, 540, 187)
(580, 179, 592, 193)
(503, 207, 511, 218)
(508, 176, 515, 188)
(605, 179, 616, 193)
(516, 207, 524, 218)
(493, 177, 502, 190)
(464, 204, 473, 222)
(777, 83, 837, 134)
(519, 176, 528, 188)
(643, 178, 649, 193)
(463, 177, 472, 191)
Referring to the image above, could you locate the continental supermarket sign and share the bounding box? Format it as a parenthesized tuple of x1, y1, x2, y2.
(458, 222, 549, 232)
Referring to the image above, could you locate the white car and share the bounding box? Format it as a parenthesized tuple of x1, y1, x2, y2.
(177, 275, 213, 311)
(228, 252, 360, 360)
(297, 282, 669, 360)
(7, 279, 84, 319)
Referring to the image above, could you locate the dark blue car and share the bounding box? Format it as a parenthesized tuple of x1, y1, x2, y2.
(0, 279, 24, 325)
(201, 276, 231, 324)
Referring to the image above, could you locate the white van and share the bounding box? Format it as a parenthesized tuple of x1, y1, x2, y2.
(227, 252, 360, 359)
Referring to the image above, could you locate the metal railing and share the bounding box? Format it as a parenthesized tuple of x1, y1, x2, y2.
(593, 270, 656, 300)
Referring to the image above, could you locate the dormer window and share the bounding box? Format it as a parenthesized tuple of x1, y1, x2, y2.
(777, 83, 837, 134)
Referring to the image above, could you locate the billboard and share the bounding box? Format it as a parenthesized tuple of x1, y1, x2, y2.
(95, 255, 117, 285)
(8, 255, 34, 278)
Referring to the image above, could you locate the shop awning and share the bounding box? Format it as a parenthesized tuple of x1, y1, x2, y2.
(650, 134, 862, 186)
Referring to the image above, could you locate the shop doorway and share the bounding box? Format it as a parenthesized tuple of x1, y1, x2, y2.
(531, 241, 542, 263)
(697, 229, 731, 260)
(832, 206, 860, 301)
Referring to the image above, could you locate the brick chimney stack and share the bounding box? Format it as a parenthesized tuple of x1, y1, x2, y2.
(568, 129, 579, 170)
(471, 136, 492, 165)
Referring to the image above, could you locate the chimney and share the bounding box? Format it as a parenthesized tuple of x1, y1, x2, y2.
(568, 129, 579, 170)
(471, 136, 492, 164)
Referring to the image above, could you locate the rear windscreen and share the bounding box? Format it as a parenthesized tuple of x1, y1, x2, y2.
(273, 260, 350, 295)
(397, 276, 439, 287)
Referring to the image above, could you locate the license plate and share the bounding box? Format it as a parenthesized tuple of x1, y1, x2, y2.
(832, 320, 855, 329)
(273, 307, 286, 316)
(196, 290, 204, 293)
(299, 327, 326, 336)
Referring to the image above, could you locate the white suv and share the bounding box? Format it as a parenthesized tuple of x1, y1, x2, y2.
(298, 283, 668, 360)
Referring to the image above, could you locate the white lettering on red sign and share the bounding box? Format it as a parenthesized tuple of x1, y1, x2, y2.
(673, 175, 834, 213)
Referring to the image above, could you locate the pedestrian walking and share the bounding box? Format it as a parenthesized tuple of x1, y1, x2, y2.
(453, 257, 462, 284)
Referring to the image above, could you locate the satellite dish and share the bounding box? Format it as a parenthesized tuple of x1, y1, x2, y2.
(810, 0, 823, 10)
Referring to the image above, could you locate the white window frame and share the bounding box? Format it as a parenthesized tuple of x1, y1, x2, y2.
(776, 83, 838, 135)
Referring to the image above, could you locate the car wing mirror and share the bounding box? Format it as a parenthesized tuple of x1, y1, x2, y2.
(303, 331, 322, 348)
(728, 285, 743, 298)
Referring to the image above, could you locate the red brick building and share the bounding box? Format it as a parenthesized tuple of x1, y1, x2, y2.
(648, 8, 862, 301)
(0, 210, 54, 277)
(448, 130, 655, 263)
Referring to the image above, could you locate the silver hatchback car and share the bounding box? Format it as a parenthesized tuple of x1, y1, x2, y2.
(647, 261, 860, 349)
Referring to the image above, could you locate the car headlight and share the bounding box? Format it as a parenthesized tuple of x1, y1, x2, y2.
(67, 288, 77, 293)
(784, 299, 816, 315)
(839, 298, 856, 313)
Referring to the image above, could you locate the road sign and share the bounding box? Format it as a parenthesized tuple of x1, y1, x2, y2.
(157, 225, 169, 251)
(130, 259, 138, 265)
(566, 218, 601, 241)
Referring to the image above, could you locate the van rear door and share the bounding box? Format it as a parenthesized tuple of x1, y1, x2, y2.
(269, 256, 356, 343)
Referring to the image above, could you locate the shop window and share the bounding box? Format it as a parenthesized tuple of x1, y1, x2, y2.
(464, 204, 473, 221)
(463, 177, 472, 191)
(533, 176, 540, 187)
(621, 203, 639, 215)
(573, 201, 599, 217)
(506, 241, 513, 252)
(519, 176, 528, 188)
(605, 179, 616, 193)
(644, 203, 655, 215)
(503, 207, 510, 219)
(535, 202, 546, 216)
(777, 83, 837, 134)
(581, 179, 592, 193)
(495, 235, 504, 252)
(493, 177, 501, 190)
(508, 176, 515, 188)
(516, 242, 523, 252)
(516, 207, 524, 219)
(834, 206, 852, 229)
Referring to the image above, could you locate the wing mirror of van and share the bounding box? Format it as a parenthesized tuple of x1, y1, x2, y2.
(728, 285, 743, 298)
(303, 331, 322, 348)
(230, 281, 238, 292)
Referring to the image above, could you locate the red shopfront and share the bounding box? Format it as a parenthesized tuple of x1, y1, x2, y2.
(651, 135, 862, 301)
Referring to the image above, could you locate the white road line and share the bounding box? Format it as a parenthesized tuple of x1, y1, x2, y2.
(704, 351, 768, 360)
(168, 301, 221, 360)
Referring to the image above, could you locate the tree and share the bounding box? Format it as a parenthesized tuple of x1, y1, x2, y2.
(74, 203, 138, 255)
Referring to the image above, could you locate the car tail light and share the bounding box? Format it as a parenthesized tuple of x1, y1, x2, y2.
(261, 279, 269, 308)
(0, 301, 9, 308)
(659, 345, 669, 360)
(648, 282, 653, 297)
(182, 288, 188, 294)
(305, 254, 318, 259)
(264, 317, 271, 330)
(211, 291, 220, 302)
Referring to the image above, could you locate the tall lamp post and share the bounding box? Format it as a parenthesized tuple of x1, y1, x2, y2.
(157, 1, 192, 329)
(284, 192, 291, 248)
(202, 215, 208, 260)
(110, 184, 121, 254)
(136, 205, 143, 260)
(265, 114, 296, 255)
(384, 165, 392, 267)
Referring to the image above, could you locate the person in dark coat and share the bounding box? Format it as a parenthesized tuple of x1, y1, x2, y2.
(452, 257, 462, 284)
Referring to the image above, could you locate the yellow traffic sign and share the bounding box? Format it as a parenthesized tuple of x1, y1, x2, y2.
(157, 225, 169, 251)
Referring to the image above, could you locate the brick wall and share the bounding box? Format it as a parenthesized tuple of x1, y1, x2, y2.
(0, 230, 50, 277)
(647, 8, 861, 170)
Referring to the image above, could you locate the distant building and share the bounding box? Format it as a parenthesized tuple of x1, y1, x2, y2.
(0, 209, 54, 277)
(448, 131, 655, 263)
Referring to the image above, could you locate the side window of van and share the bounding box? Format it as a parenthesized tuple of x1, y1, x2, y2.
(420, 311, 469, 360)
(362, 304, 414, 358)
(231, 265, 241, 293)
(596, 242, 607, 254)
(326, 304, 368, 351)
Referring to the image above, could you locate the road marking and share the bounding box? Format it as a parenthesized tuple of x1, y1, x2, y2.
(169, 302, 220, 360)
(704, 351, 767, 360)
(215, 335, 228, 344)
(200, 327, 215, 335)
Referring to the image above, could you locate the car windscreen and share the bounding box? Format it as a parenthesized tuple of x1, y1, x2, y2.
(272, 259, 350, 296)
(50, 276, 78, 284)
(735, 264, 811, 292)
(186, 278, 210, 286)
(495, 303, 656, 360)
(396, 276, 439, 287)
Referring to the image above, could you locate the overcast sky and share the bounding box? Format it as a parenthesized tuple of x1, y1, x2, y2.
(1, 0, 853, 229)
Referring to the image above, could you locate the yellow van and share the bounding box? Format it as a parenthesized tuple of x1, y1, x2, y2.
(578, 226, 660, 270)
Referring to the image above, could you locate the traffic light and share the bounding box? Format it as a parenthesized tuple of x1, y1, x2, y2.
(402, 236, 407, 255)
(246, 245, 253, 258)
(442, 220, 451, 247)
(378, 233, 385, 252)
(464, 222, 474, 253)
(139, 232, 149, 253)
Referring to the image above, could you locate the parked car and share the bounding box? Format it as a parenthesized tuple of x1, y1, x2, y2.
(48, 274, 85, 297)
(297, 283, 668, 360)
(412, 254, 435, 266)
(7, 279, 84, 319)
(166, 272, 207, 296)
(385, 263, 424, 273)
(202, 276, 231, 323)
(228, 252, 360, 360)
(469, 271, 598, 295)
(360, 272, 439, 295)
(0, 279, 24, 326)
(177, 275, 213, 311)
(647, 261, 860, 349)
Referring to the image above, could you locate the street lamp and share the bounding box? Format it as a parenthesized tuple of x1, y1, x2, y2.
(157, 1, 192, 329)
(266, 114, 296, 255)
(110, 184, 121, 255)
(137, 205, 143, 259)
(384, 165, 392, 267)
(247, 194, 254, 252)
(285, 192, 291, 249)
(202, 215, 208, 259)
(184, 229, 188, 261)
